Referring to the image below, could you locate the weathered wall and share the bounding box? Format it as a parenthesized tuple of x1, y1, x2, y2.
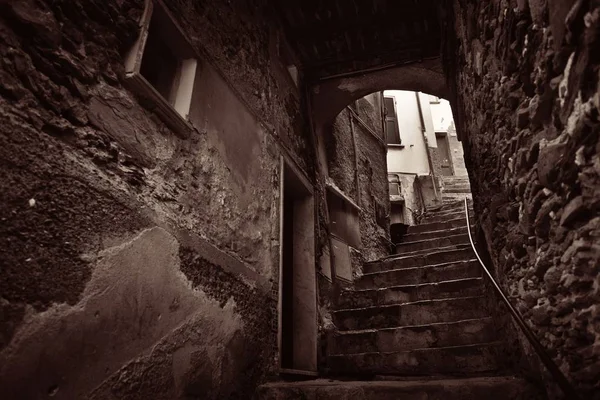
(448, 128, 468, 176)
(325, 94, 390, 262)
(446, 0, 600, 397)
(430, 129, 468, 177)
(0, 0, 309, 398)
(385, 90, 431, 175)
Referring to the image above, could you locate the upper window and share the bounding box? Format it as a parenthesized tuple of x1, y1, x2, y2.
(124, 0, 198, 137)
(383, 96, 401, 145)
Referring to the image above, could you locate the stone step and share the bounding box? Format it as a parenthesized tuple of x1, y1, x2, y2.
(443, 183, 471, 188)
(407, 217, 468, 234)
(328, 317, 497, 355)
(424, 206, 472, 218)
(444, 187, 472, 194)
(443, 193, 473, 203)
(442, 179, 471, 184)
(332, 296, 488, 331)
(357, 260, 480, 289)
(365, 247, 475, 273)
(395, 233, 470, 254)
(443, 182, 471, 187)
(401, 226, 468, 242)
(422, 211, 471, 224)
(442, 176, 471, 181)
(442, 180, 471, 186)
(257, 376, 543, 400)
(336, 277, 485, 309)
(328, 342, 503, 375)
(426, 201, 466, 213)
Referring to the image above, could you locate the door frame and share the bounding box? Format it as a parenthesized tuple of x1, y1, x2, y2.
(277, 156, 318, 376)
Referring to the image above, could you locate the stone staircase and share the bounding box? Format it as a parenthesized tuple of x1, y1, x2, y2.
(440, 175, 472, 204)
(259, 201, 544, 399)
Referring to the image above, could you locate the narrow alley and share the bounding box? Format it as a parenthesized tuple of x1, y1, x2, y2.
(0, 1, 598, 399)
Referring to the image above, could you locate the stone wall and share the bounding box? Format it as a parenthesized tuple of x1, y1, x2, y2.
(430, 130, 468, 177)
(316, 92, 389, 373)
(445, 0, 600, 397)
(325, 94, 390, 262)
(0, 0, 308, 398)
(448, 129, 468, 176)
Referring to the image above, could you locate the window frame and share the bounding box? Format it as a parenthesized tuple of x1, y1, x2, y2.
(124, 0, 198, 138)
(325, 181, 361, 249)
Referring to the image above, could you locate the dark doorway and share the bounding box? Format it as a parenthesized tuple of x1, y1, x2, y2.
(435, 132, 453, 176)
(279, 158, 317, 375)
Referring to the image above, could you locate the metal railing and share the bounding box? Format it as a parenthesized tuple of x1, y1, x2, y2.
(463, 198, 580, 399)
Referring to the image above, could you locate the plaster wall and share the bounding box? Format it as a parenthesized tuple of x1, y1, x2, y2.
(384, 90, 431, 175)
(0, 0, 309, 398)
(430, 97, 455, 132)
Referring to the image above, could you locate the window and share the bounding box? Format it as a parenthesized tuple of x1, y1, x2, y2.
(124, 0, 198, 137)
(326, 182, 361, 283)
(389, 182, 401, 196)
(326, 184, 361, 249)
(383, 96, 401, 145)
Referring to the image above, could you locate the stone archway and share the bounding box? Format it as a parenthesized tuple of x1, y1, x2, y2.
(310, 58, 448, 127)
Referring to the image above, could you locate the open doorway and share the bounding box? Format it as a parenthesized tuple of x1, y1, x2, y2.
(278, 157, 317, 375)
(435, 132, 453, 176)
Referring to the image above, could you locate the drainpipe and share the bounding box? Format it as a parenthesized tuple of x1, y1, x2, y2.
(415, 92, 439, 201)
(348, 110, 360, 205)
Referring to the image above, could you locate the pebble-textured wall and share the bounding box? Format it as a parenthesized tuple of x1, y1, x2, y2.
(445, 0, 600, 397)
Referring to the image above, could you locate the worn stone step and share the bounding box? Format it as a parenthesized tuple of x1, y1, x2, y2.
(395, 233, 470, 254)
(401, 226, 468, 242)
(332, 296, 488, 331)
(329, 317, 497, 355)
(424, 208, 472, 220)
(407, 217, 468, 234)
(337, 277, 485, 309)
(257, 376, 543, 400)
(389, 244, 473, 260)
(443, 193, 473, 203)
(328, 342, 503, 375)
(443, 181, 471, 186)
(422, 211, 472, 224)
(365, 247, 475, 273)
(357, 260, 480, 290)
(444, 187, 472, 194)
(426, 201, 466, 213)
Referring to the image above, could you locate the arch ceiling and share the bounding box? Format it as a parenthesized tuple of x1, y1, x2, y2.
(311, 58, 447, 126)
(273, 0, 442, 81)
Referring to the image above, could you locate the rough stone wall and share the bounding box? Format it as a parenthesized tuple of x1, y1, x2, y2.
(446, 0, 600, 397)
(355, 110, 391, 262)
(448, 130, 468, 176)
(429, 144, 446, 177)
(326, 110, 358, 200)
(325, 95, 390, 262)
(0, 0, 308, 398)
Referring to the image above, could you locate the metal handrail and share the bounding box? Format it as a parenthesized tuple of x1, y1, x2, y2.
(463, 198, 580, 399)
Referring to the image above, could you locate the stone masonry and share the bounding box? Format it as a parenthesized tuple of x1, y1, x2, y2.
(445, 0, 600, 397)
